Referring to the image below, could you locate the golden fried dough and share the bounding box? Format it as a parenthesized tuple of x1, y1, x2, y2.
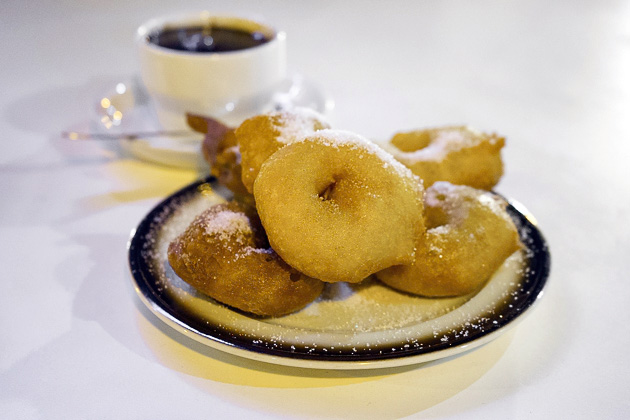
(207, 130, 252, 198)
(387, 126, 505, 190)
(376, 182, 521, 297)
(235, 108, 330, 192)
(189, 113, 250, 198)
(168, 202, 324, 316)
(253, 130, 425, 284)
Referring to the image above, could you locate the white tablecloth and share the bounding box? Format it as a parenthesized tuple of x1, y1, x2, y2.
(1, 1, 629, 418)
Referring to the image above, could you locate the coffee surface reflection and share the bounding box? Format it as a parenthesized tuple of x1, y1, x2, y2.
(148, 25, 270, 53)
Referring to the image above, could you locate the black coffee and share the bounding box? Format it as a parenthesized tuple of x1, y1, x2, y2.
(147, 25, 270, 53)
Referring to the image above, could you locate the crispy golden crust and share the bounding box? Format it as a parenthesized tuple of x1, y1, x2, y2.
(376, 182, 522, 297)
(201, 129, 251, 198)
(235, 109, 330, 193)
(387, 126, 505, 190)
(167, 202, 324, 316)
(253, 130, 425, 284)
(190, 113, 250, 199)
(187, 111, 517, 310)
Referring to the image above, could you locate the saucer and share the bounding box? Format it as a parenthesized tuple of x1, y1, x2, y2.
(92, 75, 334, 169)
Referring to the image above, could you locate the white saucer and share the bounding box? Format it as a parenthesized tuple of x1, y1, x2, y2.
(92, 75, 334, 169)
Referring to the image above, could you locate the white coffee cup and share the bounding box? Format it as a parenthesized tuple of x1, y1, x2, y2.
(136, 12, 287, 129)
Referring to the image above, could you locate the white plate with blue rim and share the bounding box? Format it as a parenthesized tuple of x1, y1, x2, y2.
(128, 177, 550, 370)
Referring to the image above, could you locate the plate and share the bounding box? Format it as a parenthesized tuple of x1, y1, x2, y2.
(128, 177, 550, 370)
(93, 75, 334, 169)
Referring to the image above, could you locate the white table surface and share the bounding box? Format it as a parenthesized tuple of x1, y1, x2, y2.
(1, 1, 629, 419)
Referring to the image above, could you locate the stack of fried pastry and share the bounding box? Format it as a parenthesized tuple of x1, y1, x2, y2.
(168, 109, 522, 316)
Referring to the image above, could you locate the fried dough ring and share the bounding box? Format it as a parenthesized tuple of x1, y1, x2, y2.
(386, 126, 505, 190)
(376, 182, 521, 297)
(253, 130, 425, 284)
(167, 202, 325, 316)
(235, 108, 330, 193)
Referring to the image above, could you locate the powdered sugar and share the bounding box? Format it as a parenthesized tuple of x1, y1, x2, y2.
(428, 181, 510, 219)
(399, 126, 499, 162)
(477, 192, 514, 222)
(233, 245, 275, 260)
(296, 129, 423, 191)
(197, 208, 251, 242)
(274, 107, 330, 144)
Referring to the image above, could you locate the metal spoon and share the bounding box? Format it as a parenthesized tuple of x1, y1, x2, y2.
(61, 130, 196, 141)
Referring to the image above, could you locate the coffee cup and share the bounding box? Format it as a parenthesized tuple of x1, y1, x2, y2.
(136, 12, 287, 129)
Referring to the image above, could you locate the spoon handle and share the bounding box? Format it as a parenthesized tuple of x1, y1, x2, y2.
(62, 130, 196, 141)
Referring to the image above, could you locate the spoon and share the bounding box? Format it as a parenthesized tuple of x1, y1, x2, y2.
(61, 130, 196, 141)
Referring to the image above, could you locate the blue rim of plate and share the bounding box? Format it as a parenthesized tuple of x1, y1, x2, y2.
(128, 176, 550, 368)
